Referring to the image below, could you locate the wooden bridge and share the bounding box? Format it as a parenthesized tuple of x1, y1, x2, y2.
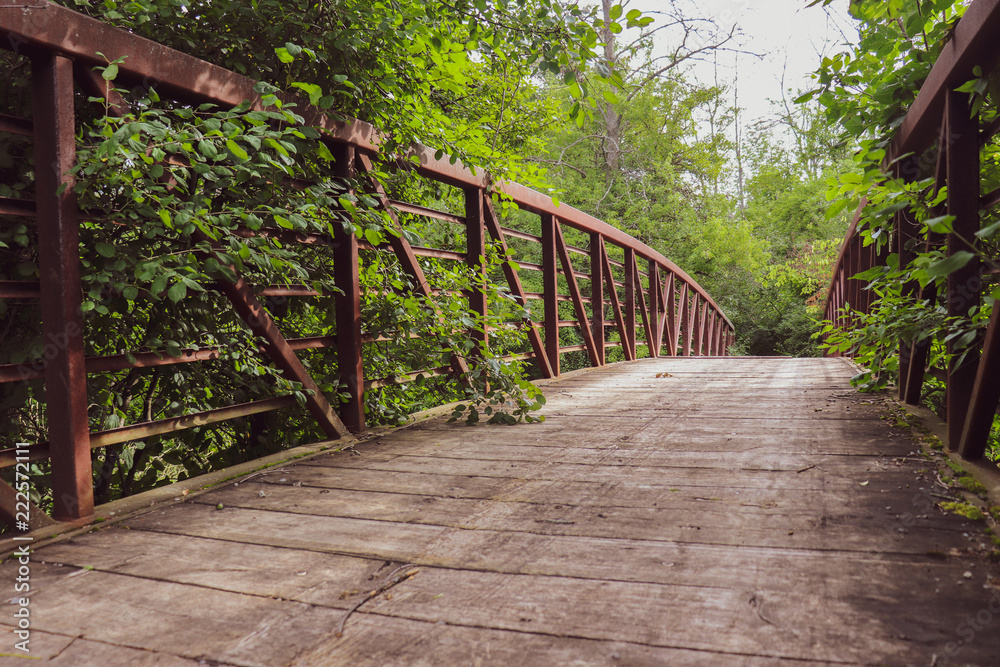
(2, 1, 1000, 665)
(2, 356, 999, 665)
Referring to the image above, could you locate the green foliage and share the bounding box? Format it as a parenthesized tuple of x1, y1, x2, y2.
(1, 39, 559, 508)
(938, 501, 986, 522)
(806, 1, 1000, 462)
(56, 0, 621, 184)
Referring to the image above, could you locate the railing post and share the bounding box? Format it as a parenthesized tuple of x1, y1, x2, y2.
(959, 303, 1000, 460)
(590, 233, 605, 366)
(649, 262, 661, 357)
(713, 313, 721, 356)
(542, 214, 560, 376)
(690, 296, 702, 356)
(663, 273, 676, 356)
(624, 247, 637, 357)
(465, 187, 488, 352)
(682, 290, 694, 357)
(32, 53, 94, 522)
(704, 312, 713, 356)
(333, 144, 365, 433)
(945, 90, 981, 450)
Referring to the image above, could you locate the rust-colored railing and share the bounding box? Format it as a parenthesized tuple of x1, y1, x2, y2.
(824, 0, 1000, 461)
(0, 2, 733, 526)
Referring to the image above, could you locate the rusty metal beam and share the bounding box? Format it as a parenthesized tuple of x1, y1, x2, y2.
(631, 253, 654, 358)
(959, 303, 1000, 460)
(590, 232, 605, 366)
(0, 196, 36, 217)
(355, 153, 470, 380)
(482, 197, 553, 378)
(600, 239, 633, 361)
(0, 111, 32, 136)
(214, 273, 350, 440)
(555, 220, 600, 368)
(945, 91, 982, 451)
(890, 0, 1000, 161)
(0, 478, 56, 531)
(624, 248, 637, 358)
(680, 286, 693, 357)
(0, 281, 40, 299)
(542, 213, 561, 376)
(649, 263, 662, 358)
(466, 187, 488, 354)
(91, 397, 294, 450)
(333, 144, 365, 433)
(662, 273, 676, 356)
(32, 51, 94, 523)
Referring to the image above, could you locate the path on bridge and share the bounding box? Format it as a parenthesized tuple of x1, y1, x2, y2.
(2, 357, 999, 665)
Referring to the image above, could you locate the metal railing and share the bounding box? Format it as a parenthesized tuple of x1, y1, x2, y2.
(824, 0, 1000, 462)
(0, 1, 733, 525)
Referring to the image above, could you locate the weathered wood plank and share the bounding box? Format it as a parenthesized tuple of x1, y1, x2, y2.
(303, 613, 841, 667)
(0, 562, 344, 667)
(3, 357, 998, 666)
(185, 476, 974, 550)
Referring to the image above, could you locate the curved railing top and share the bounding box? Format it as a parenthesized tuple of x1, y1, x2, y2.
(889, 0, 1000, 162)
(0, 0, 730, 328)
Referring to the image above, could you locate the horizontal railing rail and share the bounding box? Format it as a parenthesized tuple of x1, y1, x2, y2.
(0, 0, 733, 526)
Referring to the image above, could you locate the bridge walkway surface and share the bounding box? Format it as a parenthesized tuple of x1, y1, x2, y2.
(1, 357, 999, 666)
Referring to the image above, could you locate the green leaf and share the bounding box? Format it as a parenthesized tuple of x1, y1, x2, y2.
(825, 199, 850, 220)
(167, 282, 187, 303)
(101, 63, 118, 81)
(924, 251, 975, 281)
(198, 139, 219, 159)
(225, 139, 249, 161)
(975, 219, 1000, 239)
(275, 47, 294, 64)
(95, 242, 116, 258)
(291, 82, 323, 106)
(923, 215, 955, 234)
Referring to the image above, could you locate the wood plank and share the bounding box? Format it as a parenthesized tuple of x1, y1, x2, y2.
(5, 357, 1000, 666)
(67, 508, 996, 664)
(185, 476, 975, 551)
(0, 562, 344, 667)
(304, 613, 842, 667)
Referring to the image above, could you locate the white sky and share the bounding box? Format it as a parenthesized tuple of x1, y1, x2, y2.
(628, 0, 857, 126)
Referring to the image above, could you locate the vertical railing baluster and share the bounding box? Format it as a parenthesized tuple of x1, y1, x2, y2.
(945, 90, 981, 450)
(332, 144, 365, 433)
(959, 305, 1000, 460)
(690, 296, 702, 357)
(590, 233, 605, 366)
(33, 53, 94, 522)
(664, 273, 676, 356)
(465, 187, 488, 353)
(649, 262, 661, 357)
(542, 213, 560, 376)
(682, 289, 694, 357)
(624, 248, 636, 358)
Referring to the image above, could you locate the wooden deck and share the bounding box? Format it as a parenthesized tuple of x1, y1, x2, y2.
(2, 357, 999, 666)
